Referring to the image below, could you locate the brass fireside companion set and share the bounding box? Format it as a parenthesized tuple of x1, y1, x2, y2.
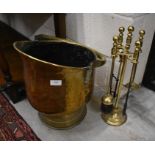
(13, 26, 145, 129)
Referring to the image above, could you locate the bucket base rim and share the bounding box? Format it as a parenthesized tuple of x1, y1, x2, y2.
(38, 106, 87, 130)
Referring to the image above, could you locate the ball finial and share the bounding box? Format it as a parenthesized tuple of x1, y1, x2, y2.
(113, 35, 118, 42)
(128, 26, 134, 32)
(102, 94, 113, 105)
(127, 33, 132, 37)
(139, 30, 145, 36)
(135, 40, 141, 47)
(119, 27, 125, 33)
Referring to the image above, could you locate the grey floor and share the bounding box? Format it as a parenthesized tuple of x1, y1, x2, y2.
(7, 86, 155, 141)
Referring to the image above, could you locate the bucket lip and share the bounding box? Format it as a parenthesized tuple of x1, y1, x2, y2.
(13, 40, 103, 69)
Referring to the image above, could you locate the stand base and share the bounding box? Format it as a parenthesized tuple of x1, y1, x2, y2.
(39, 106, 87, 129)
(125, 82, 141, 91)
(101, 107, 127, 126)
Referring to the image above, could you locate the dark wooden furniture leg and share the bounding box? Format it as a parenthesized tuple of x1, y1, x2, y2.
(0, 48, 26, 103)
(0, 48, 12, 83)
(54, 14, 66, 38)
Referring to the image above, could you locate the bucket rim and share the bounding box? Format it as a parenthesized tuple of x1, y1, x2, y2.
(13, 39, 105, 70)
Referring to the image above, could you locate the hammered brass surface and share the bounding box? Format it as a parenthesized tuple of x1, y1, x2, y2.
(13, 36, 106, 128)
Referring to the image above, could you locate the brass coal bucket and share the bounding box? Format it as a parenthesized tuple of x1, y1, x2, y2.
(13, 35, 106, 129)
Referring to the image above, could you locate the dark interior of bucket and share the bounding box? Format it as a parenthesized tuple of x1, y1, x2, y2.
(22, 41, 95, 67)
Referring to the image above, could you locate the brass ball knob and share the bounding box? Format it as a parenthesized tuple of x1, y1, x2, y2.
(113, 36, 118, 42)
(128, 26, 134, 32)
(135, 47, 140, 52)
(102, 94, 113, 105)
(139, 30, 145, 36)
(127, 33, 132, 37)
(135, 40, 141, 47)
(119, 27, 125, 33)
(125, 45, 130, 50)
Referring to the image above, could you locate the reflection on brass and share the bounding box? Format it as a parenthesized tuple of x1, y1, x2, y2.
(13, 35, 106, 129)
(101, 26, 145, 126)
(39, 106, 87, 129)
(102, 106, 127, 126)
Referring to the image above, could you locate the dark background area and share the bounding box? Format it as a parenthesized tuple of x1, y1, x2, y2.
(142, 32, 155, 91)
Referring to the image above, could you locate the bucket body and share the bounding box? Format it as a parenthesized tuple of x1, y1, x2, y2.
(13, 35, 106, 128)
